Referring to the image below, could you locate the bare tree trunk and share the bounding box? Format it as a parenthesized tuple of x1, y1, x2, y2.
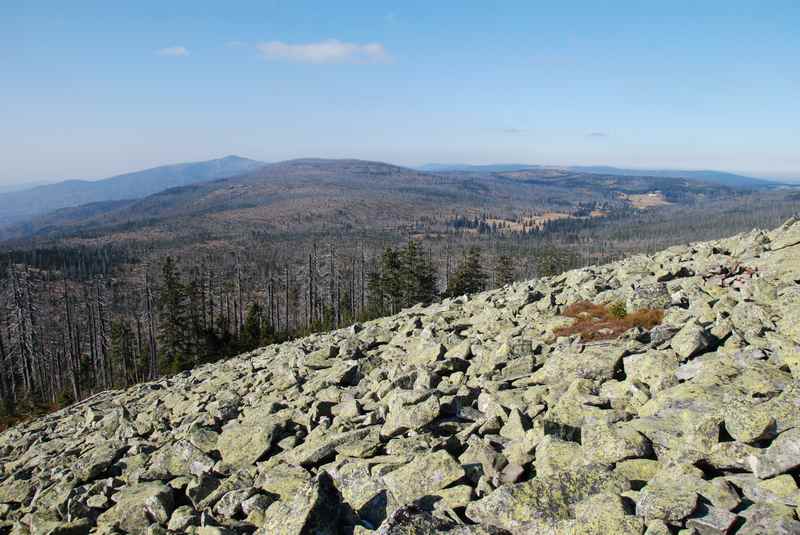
(0, 313, 12, 414)
(330, 244, 338, 329)
(144, 270, 158, 380)
(360, 243, 366, 317)
(284, 264, 290, 335)
(135, 315, 144, 383)
(307, 254, 313, 329)
(236, 256, 244, 336)
(63, 279, 81, 403)
(208, 269, 215, 336)
(95, 280, 111, 388)
(10, 266, 33, 395)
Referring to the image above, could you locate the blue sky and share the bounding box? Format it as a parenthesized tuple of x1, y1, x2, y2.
(2, 1, 799, 184)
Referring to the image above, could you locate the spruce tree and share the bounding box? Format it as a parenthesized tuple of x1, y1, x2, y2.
(496, 254, 516, 286)
(400, 242, 437, 306)
(446, 246, 487, 296)
(370, 247, 404, 314)
(241, 302, 265, 350)
(158, 257, 192, 373)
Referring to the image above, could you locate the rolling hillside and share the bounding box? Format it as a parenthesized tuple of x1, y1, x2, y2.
(0, 155, 265, 226)
(1, 158, 738, 243)
(422, 163, 782, 189)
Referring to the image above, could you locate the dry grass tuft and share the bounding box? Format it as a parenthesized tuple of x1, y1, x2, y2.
(554, 300, 664, 342)
(0, 402, 62, 432)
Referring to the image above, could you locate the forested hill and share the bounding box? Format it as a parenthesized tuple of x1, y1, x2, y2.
(2, 158, 738, 241)
(421, 163, 783, 189)
(0, 155, 264, 226)
(1, 218, 799, 533)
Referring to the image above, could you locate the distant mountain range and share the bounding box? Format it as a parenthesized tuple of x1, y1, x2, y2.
(2, 155, 793, 232)
(2, 158, 740, 242)
(0, 181, 54, 194)
(419, 163, 787, 189)
(0, 155, 265, 225)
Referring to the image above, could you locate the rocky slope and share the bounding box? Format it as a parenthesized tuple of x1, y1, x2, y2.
(2, 219, 800, 535)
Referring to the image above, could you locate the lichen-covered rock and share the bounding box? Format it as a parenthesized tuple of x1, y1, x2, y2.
(623, 351, 679, 393)
(636, 471, 698, 524)
(464, 466, 628, 533)
(670, 322, 711, 360)
(72, 443, 126, 483)
(749, 427, 800, 479)
(217, 419, 282, 468)
(146, 439, 214, 478)
(255, 473, 341, 535)
(96, 482, 174, 534)
(381, 395, 440, 438)
(573, 492, 645, 534)
(382, 450, 465, 506)
(581, 422, 651, 465)
(627, 283, 671, 311)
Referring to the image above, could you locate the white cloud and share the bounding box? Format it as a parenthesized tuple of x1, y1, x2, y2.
(256, 39, 389, 64)
(156, 46, 189, 57)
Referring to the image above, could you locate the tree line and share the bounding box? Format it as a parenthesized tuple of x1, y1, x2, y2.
(0, 240, 557, 428)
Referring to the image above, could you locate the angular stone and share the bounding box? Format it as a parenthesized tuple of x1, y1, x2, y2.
(96, 482, 174, 535)
(623, 351, 679, 393)
(614, 459, 661, 487)
(534, 436, 585, 477)
(685, 503, 737, 535)
(147, 439, 214, 478)
(627, 283, 671, 311)
(288, 426, 376, 466)
(582, 422, 651, 465)
(256, 462, 312, 499)
(381, 395, 441, 438)
(573, 492, 645, 534)
(750, 428, 800, 479)
(382, 450, 465, 506)
(408, 342, 446, 366)
(375, 504, 457, 534)
(737, 502, 800, 535)
(636, 472, 698, 524)
(465, 466, 628, 534)
(72, 443, 125, 482)
(218, 420, 280, 467)
(671, 323, 711, 360)
(256, 472, 341, 535)
(725, 409, 776, 444)
(499, 408, 530, 441)
(167, 505, 200, 531)
(330, 461, 389, 527)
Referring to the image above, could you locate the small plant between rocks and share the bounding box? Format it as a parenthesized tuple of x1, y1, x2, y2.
(554, 300, 664, 341)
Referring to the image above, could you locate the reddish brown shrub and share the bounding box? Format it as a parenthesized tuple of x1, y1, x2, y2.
(554, 300, 664, 342)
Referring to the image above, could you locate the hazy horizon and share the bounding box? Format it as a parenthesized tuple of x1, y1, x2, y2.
(2, 155, 797, 188)
(3, 1, 799, 185)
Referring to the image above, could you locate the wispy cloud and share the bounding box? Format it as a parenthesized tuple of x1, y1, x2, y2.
(156, 46, 189, 57)
(502, 128, 527, 135)
(587, 132, 609, 138)
(256, 39, 389, 64)
(225, 41, 247, 48)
